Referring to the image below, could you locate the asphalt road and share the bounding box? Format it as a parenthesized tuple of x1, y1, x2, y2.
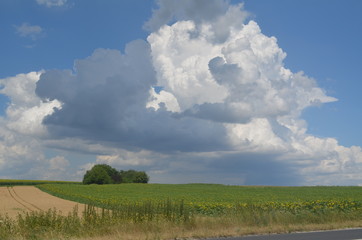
(207, 228, 362, 240)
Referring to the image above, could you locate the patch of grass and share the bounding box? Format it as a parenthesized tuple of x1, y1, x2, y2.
(0, 202, 193, 240)
(2, 202, 362, 240)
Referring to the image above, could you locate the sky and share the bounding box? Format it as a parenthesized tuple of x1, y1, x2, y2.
(0, 0, 362, 186)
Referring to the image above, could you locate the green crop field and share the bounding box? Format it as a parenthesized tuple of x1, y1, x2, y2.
(38, 184, 362, 215)
(2, 183, 362, 240)
(38, 183, 362, 203)
(0, 179, 80, 186)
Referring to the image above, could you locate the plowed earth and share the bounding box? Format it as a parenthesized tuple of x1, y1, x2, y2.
(0, 186, 85, 218)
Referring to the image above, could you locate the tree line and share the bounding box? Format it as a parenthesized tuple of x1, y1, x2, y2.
(83, 164, 149, 184)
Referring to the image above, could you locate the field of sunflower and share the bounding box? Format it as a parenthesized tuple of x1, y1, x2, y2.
(37, 183, 362, 216)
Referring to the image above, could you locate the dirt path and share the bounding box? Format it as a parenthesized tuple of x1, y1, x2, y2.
(0, 186, 85, 218)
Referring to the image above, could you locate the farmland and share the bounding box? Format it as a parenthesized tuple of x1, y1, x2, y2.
(2, 183, 362, 240)
(0, 186, 85, 218)
(0, 179, 80, 186)
(36, 184, 362, 214)
(37, 183, 362, 204)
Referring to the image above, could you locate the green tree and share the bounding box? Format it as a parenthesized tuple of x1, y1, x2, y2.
(120, 170, 149, 183)
(83, 164, 149, 184)
(97, 164, 122, 184)
(133, 171, 149, 183)
(83, 165, 112, 185)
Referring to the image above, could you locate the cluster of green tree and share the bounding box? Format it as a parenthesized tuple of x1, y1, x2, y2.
(82, 164, 149, 184)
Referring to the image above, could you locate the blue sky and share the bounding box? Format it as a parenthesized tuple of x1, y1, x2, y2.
(0, 0, 361, 185)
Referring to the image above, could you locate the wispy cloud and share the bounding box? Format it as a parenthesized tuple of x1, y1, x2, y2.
(14, 22, 43, 40)
(36, 0, 67, 8)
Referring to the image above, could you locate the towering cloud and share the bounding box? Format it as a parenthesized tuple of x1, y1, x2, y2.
(0, 0, 361, 185)
(35, 40, 227, 152)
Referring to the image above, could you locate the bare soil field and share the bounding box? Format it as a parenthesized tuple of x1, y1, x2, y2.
(0, 186, 85, 218)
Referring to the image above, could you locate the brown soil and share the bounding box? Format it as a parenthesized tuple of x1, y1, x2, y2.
(0, 186, 85, 218)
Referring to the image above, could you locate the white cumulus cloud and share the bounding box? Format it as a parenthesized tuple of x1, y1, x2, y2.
(0, 72, 67, 180)
(0, 0, 361, 185)
(0, 72, 62, 136)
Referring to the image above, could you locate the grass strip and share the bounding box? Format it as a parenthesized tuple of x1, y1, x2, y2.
(0, 179, 80, 186)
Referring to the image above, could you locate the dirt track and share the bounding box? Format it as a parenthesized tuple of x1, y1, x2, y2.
(0, 186, 85, 218)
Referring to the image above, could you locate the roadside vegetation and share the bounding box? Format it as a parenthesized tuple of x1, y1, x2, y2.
(2, 183, 362, 239)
